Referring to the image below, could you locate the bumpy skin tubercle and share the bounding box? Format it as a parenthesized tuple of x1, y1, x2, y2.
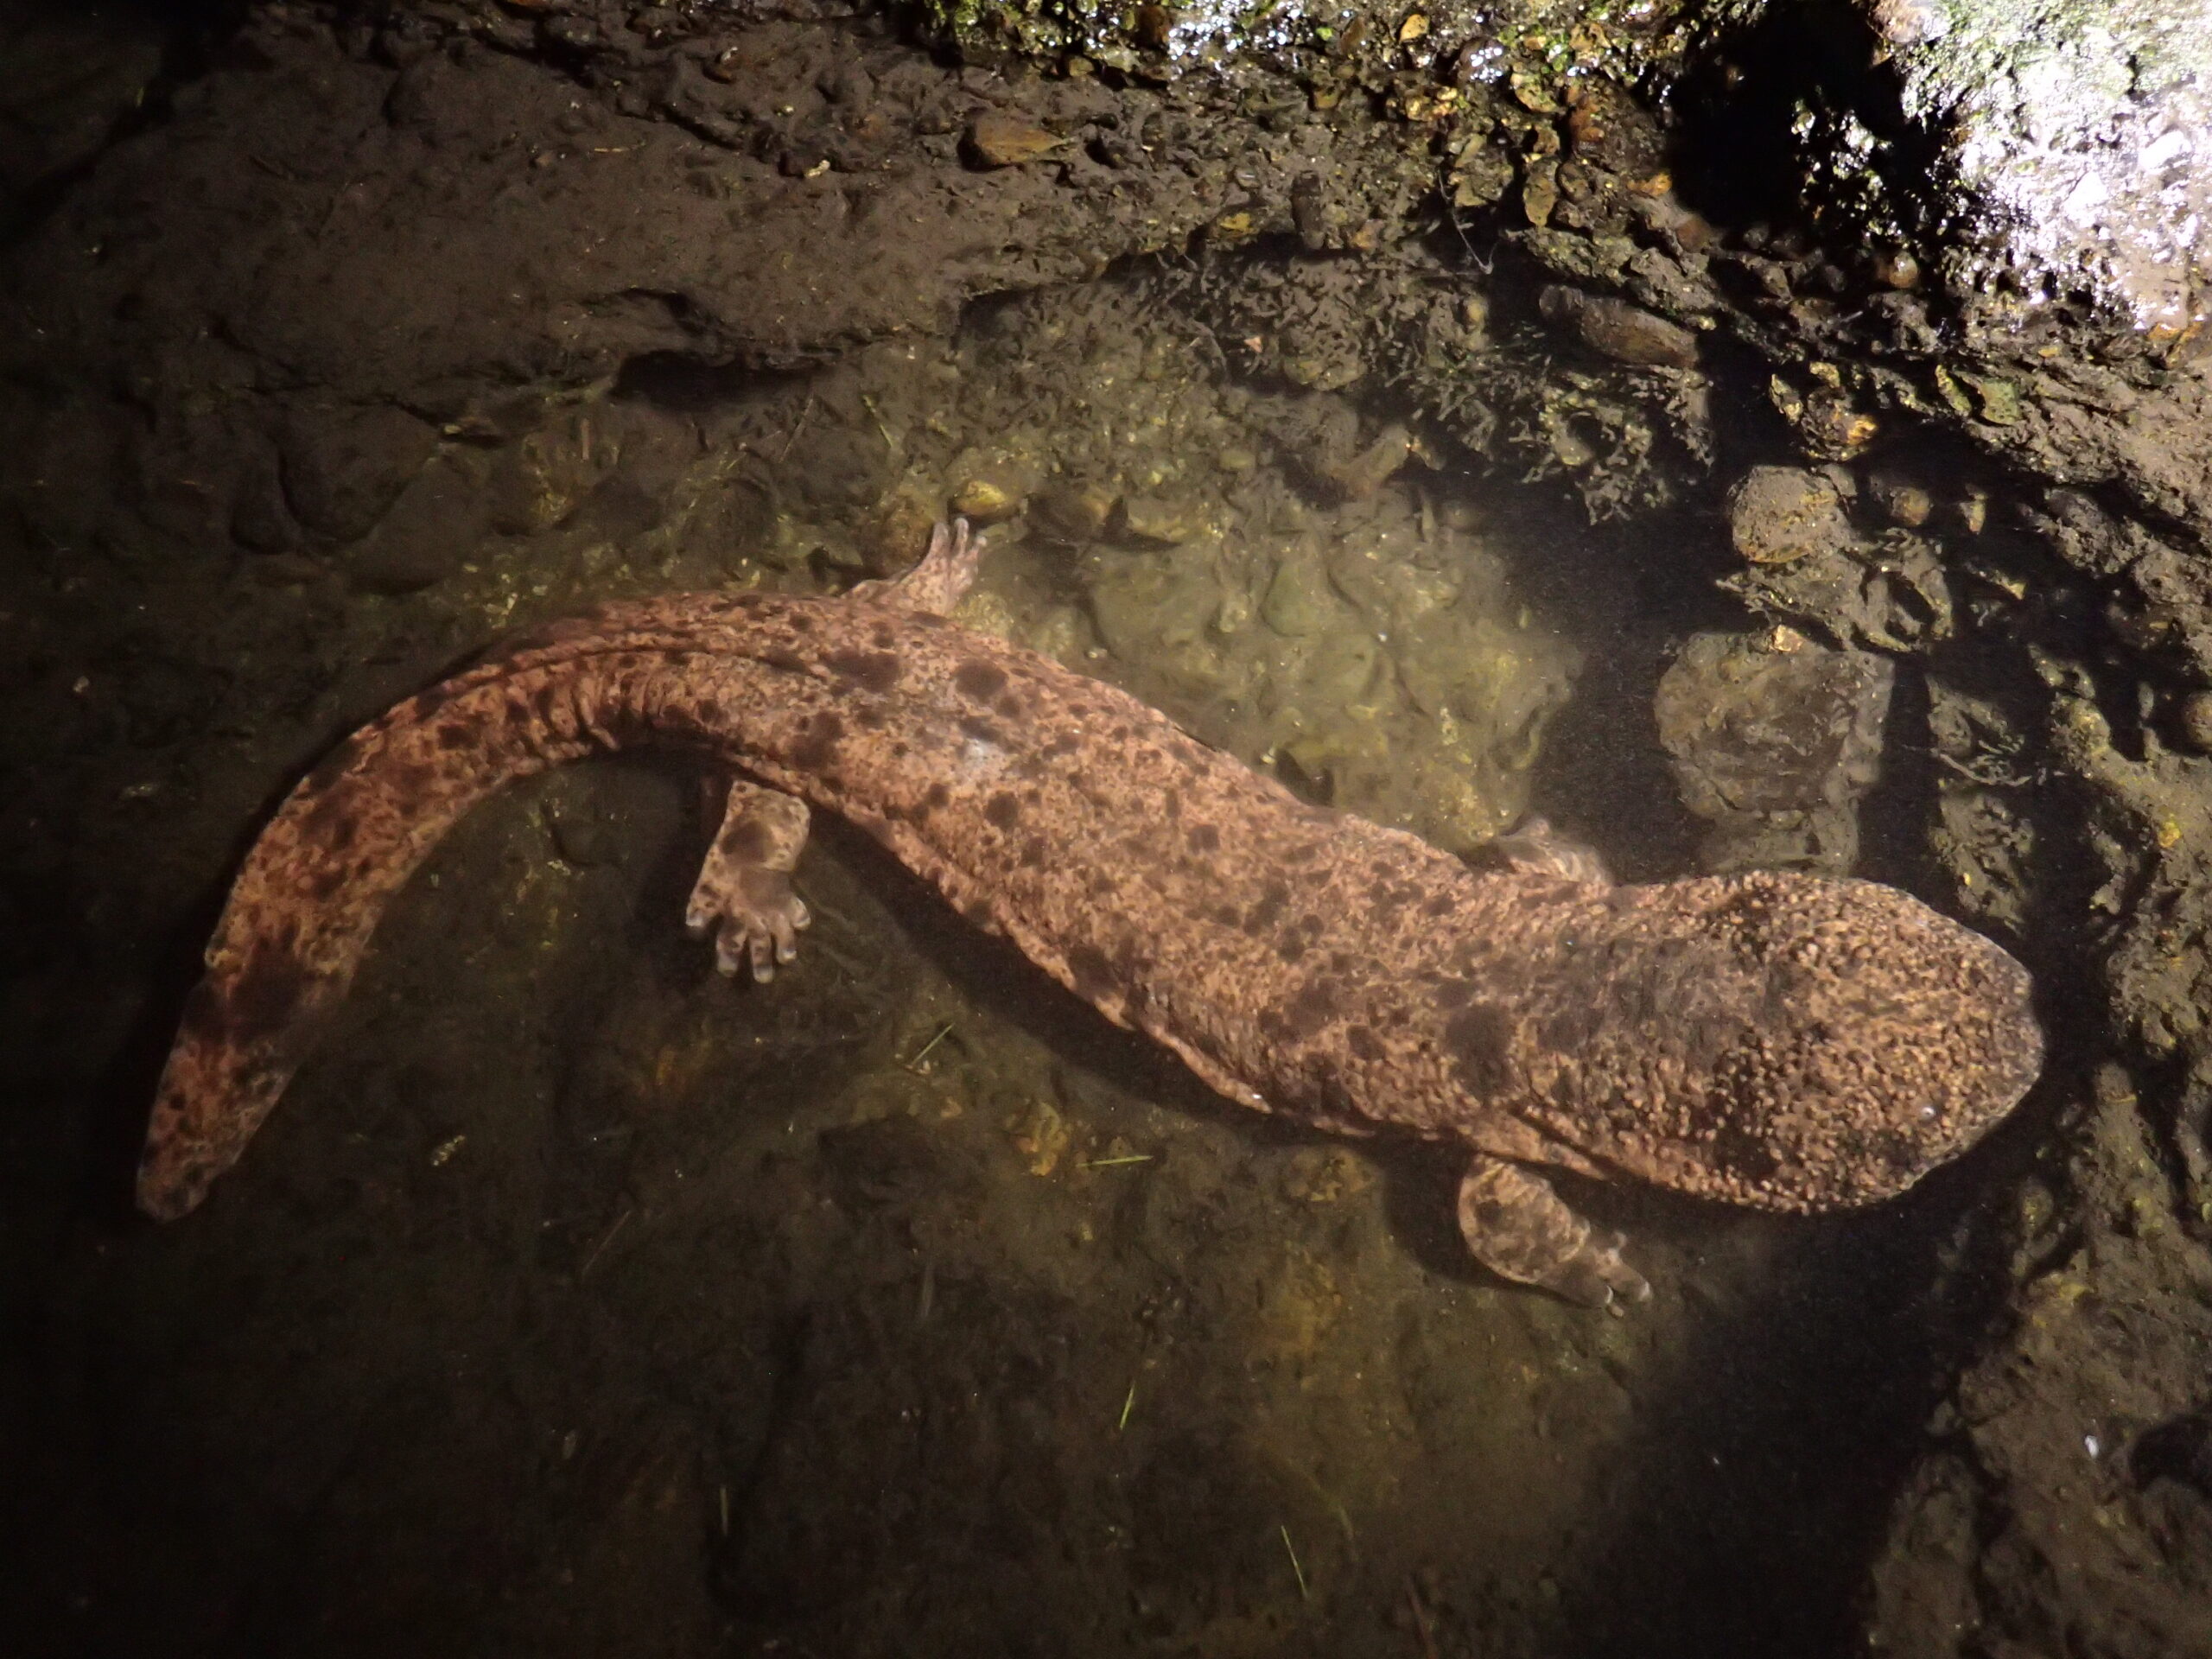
(137, 522, 2044, 1306)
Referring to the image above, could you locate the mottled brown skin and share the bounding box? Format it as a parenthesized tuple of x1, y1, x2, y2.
(137, 524, 2044, 1306)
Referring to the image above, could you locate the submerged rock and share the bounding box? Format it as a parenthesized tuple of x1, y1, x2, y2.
(278, 404, 440, 543)
(1116, 494, 1205, 545)
(964, 113, 1066, 168)
(1729, 465, 1857, 566)
(1655, 626, 1895, 874)
(2171, 690, 2212, 755)
(1721, 462, 1955, 651)
(1866, 470, 1935, 529)
(1538, 284, 1701, 369)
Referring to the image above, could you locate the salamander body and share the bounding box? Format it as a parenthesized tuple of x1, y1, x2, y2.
(137, 524, 2042, 1304)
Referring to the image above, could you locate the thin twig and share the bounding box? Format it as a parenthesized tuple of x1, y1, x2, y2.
(1281, 1525, 1308, 1600)
(897, 1022, 954, 1073)
(776, 394, 815, 463)
(859, 392, 900, 454)
(580, 1207, 632, 1277)
(1405, 1576, 1440, 1659)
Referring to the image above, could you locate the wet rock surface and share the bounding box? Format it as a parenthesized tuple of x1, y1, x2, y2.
(3, 1, 2212, 1656)
(1832, 0, 2212, 342)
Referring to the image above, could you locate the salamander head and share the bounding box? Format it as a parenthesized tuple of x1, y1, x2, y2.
(1675, 873, 2042, 1210)
(1549, 871, 2043, 1211)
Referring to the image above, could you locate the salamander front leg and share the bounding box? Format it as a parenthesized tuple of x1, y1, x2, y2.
(849, 517, 985, 616)
(687, 779, 812, 982)
(1456, 1153, 1652, 1309)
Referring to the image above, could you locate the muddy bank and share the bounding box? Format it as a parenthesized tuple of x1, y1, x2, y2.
(2, 3, 2210, 1656)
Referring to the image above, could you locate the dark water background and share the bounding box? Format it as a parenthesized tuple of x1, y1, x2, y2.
(0, 7, 2051, 1656)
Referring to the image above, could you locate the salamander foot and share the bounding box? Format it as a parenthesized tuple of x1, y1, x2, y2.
(1457, 1153, 1653, 1309)
(687, 779, 812, 982)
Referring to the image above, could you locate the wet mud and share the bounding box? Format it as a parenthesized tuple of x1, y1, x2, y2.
(4, 3, 2211, 1657)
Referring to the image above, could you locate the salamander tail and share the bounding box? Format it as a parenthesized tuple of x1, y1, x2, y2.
(135, 658, 611, 1217)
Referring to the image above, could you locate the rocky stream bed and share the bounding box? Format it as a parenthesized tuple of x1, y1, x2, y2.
(3, 3, 2211, 1656)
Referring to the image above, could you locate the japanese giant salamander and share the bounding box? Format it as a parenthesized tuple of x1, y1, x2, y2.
(137, 520, 2043, 1306)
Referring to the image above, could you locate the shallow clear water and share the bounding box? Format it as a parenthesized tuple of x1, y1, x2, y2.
(0, 249, 2031, 1659)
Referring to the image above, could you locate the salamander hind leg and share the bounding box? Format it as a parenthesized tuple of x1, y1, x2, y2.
(1456, 1153, 1651, 1309)
(849, 517, 985, 616)
(688, 779, 812, 982)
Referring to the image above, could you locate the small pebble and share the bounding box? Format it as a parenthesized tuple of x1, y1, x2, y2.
(1459, 291, 1491, 340)
(1868, 471, 1934, 528)
(1117, 495, 1201, 545)
(1538, 286, 1699, 370)
(1866, 0, 1949, 48)
(966, 114, 1065, 168)
(1035, 482, 1117, 537)
(1796, 389, 1879, 460)
(1871, 248, 1921, 289)
(1728, 466, 1855, 565)
(1317, 423, 1413, 500)
(2171, 690, 2212, 753)
(950, 468, 1030, 524)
